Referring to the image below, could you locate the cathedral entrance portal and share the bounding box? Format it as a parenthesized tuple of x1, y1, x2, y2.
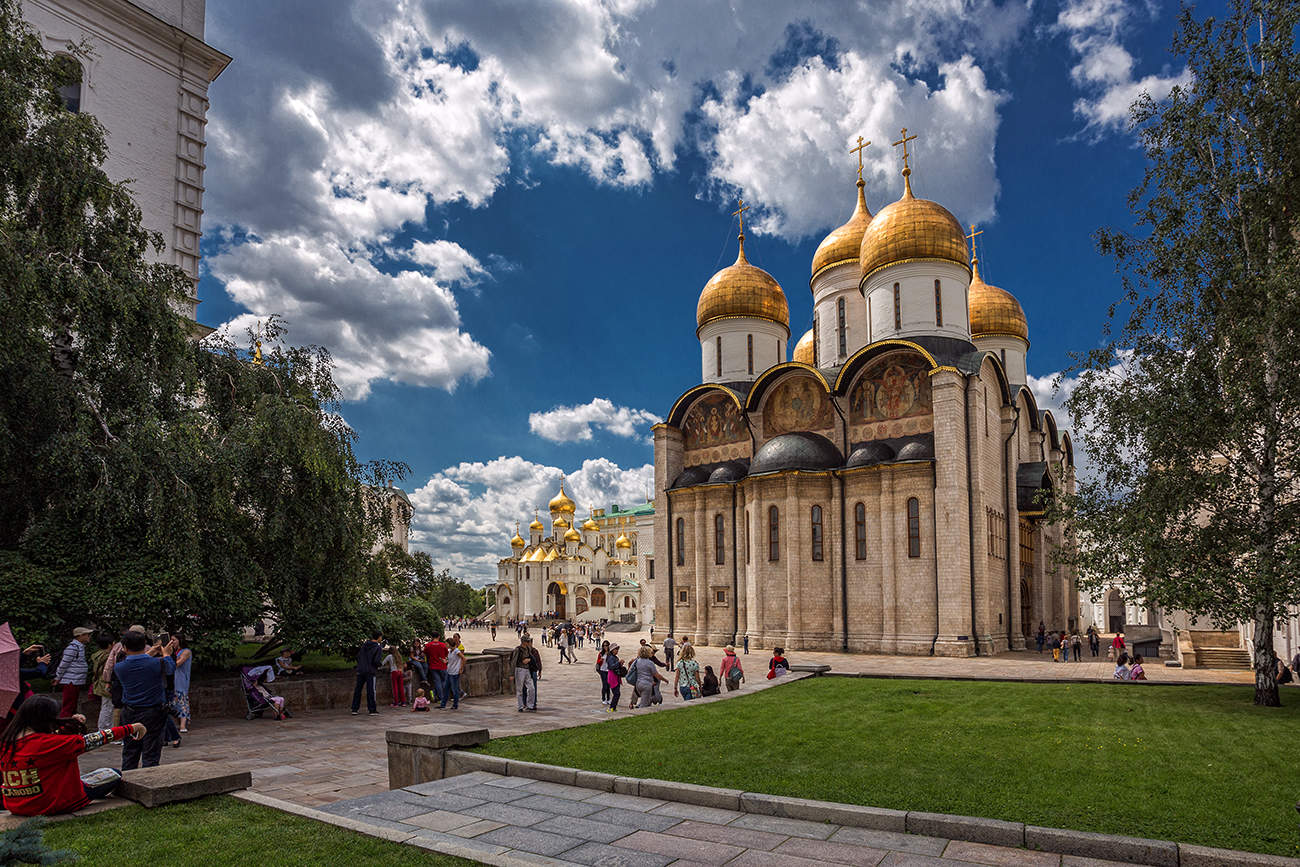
(547, 582, 566, 619)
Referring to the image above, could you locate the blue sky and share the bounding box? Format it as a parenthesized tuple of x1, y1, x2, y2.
(195, 0, 1204, 583)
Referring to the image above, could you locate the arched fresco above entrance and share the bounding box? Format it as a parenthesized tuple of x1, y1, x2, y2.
(762, 375, 833, 436)
(682, 391, 747, 463)
(848, 353, 933, 441)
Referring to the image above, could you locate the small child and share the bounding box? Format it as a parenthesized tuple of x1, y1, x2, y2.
(274, 648, 303, 677)
(411, 688, 430, 711)
(1129, 655, 1147, 681)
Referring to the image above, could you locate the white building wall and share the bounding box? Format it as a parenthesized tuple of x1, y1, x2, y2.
(973, 335, 1029, 388)
(698, 317, 788, 383)
(812, 262, 868, 365)
(863, 260, 972, 344)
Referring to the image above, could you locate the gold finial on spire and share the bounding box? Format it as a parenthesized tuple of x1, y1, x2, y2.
(732, 197, 751, 260)
(850, 135, 870, 184)
(892, 127, 918, 196)
(966, 223, 984, 278)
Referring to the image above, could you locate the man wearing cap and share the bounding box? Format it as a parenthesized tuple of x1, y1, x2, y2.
(510, 635, 541, 712)
(53, 628, 93, 717)
(115, 630, 177, 769)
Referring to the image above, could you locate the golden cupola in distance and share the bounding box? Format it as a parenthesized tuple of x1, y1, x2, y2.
(564, 526, 582, 543)
(528, 513, 544, 532)
(697, 200, 791, 384)
(548, 483, 576, 515)
(966, 251, 1030, 388)
(811, 177, 872, 278)
(581, 516, 599, 533)
(792, 328, 815, 365)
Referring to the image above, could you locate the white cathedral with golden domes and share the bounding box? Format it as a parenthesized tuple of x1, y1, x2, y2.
(653, 133, 1077, 655)
(494, 481, 645, 623)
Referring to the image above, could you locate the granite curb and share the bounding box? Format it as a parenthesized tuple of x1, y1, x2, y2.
(434, 752, 1300, 867)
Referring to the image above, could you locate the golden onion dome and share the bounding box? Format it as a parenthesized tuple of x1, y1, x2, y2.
(792, 328, 815, 365)
(696, 234, 789, 334)
(548, 484, 576, 515)
(564, 526, 581, 543)
(859, 171, 968, 282)
(582, 517, 599, 532)
(528, 514, 544, 532)
(812, 179, 872, 279)
(510, 524, 525, 548)
(968, 259, 1029, 342)
(553, 515, 569, 529)
(615, 534, 631, 549)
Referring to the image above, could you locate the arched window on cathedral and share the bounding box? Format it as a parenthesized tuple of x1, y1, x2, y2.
(747, 334, 754, 375)
(837, 298, 847, 359)
(854, 502, 867, 560)
(525, 566, 530, 581)
(54, 55, 83, 113)
(907, 497, 921, 558)
(934, 279, 943, 327)
(810, 505, 824, 561)
(676, 517, 685, 566)
(714, 514, 725, 565)
(716, 336, 723, 377)
(590, 588, 606, 607)
(768, 506, 780, 561)
(893, 283, 902, 330)
(812, 316, 820, 367)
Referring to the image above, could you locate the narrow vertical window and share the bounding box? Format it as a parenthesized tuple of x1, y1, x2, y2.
(854, 502, 867, 560)
(714, 514, 725, 565)
(935, 279, 943, 327)
(810, 505, 824, 561)
(676, 517, 685, 566)
(747, 334, 754, 375)
(893, 283, 901, 330)
(716, 336, 723, 377)
(744, 511, 750, 563)
(868, 296, 873, 343)
(54, 56, 83, 113)
(768, 506, 780, 561)
(812, 316, 820, 367)
(837, 297, 847, 358)
(1000, 348, 1006, 367)
(907, 497, 921, 558)
(984, 387, 989, 437)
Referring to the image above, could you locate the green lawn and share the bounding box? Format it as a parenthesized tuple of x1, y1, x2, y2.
(477, 677, 1300, 857)
(39, 796, 474, 866)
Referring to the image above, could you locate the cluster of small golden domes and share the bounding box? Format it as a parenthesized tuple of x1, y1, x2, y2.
(696, 131, 1027, 344)
(510, 483, 631, 552)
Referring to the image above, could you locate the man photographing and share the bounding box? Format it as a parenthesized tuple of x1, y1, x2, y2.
(114, 630, 176, 769)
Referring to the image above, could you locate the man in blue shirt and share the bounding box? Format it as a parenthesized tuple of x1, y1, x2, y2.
(114, 631, 176, 769)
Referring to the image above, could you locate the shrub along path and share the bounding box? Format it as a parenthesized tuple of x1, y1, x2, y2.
(477, 676, 1300, 857)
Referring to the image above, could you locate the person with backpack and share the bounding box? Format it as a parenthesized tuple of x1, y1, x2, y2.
(673, 645, 702, 700)
(720, 645, 744, 691)
(595, 640, 611, 705)
(629, 645, 668, 708)
(767, 647, 790, 679)
(603, 644, 624, 712)
(88, 636, 114, 730)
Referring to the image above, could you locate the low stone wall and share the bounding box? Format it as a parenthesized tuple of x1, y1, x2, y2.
(59, 652, 512, 719)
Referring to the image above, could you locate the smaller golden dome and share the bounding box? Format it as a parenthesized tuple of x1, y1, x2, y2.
(528, 514, 544, 532)
(968, 260, 1029, 342)
(582, 517, 599, 532)
(792, 328, 815, 365)
(564, 526, 581, 543)
(510, 523, 525, 548)
(615, 534, 631, 549)
(859, 172, 968, 282)
(553, 515, 569, 529)
(696, 234, 789, 333)
(812, 179, 872, 279)
(548, 483, 576, 515)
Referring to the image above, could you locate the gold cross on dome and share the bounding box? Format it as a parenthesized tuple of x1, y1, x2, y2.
(732, 198, 750, 236)
(892, 127, 918, 172)
(850, 136, 870, 180)
(966, 224, 984, 260)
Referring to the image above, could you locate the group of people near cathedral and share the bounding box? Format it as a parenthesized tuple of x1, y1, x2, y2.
(592, 634, 768, 712)
(351, 631, 468, 714)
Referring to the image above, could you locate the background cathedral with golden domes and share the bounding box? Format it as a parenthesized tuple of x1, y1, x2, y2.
(653, 133, 1077, 655)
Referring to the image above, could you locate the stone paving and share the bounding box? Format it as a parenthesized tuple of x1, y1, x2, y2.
(314, 770, 1133, 866)
(76, 627, 1257, 810)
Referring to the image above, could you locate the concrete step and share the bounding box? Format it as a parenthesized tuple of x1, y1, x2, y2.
(1194, 649, 1252, 669)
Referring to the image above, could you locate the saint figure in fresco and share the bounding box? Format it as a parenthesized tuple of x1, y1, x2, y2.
(876, 363, 917, 419)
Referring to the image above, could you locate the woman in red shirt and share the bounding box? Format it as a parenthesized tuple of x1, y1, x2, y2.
(1, 695, 145, 816)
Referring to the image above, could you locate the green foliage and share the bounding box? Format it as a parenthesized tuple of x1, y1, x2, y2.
(0, 818, 76, 866)
(482, 677, 1300, 857)
(1053, 0, 1300, 706)
(0, 1, 412, 662)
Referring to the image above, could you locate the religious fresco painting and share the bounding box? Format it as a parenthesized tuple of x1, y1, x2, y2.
(849, 354, 934, 440)
(762, 375, 834, 436)
(682, 392, 748, 463)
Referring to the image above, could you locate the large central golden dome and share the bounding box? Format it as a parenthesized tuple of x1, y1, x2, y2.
(968, 260, 1028, 342)
(792, 328, 815, 365)
(859, 174, 968, 282)
(548, 484, 575, 515)
(697, 235, 789, 333)
(811, 179, 872, 279)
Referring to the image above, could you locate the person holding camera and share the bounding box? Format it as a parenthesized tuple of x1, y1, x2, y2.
(1, 695, 146, 816)
(114, 631, 176, 769)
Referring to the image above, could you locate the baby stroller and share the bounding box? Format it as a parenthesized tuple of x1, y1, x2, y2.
(240, 665, 291, 720)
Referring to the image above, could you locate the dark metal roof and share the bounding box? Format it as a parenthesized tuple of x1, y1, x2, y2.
(845, 442, 895, 468)
(1017, 461, 1051, 512)
(708, 461, 749, 483)
(749, 432, 842, 475)
(897, 440, 935, 461)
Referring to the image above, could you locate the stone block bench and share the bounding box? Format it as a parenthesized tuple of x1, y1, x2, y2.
(385, 724, 490, 789)
(789, 663, 831, 675)
(118, 760, 251, 807)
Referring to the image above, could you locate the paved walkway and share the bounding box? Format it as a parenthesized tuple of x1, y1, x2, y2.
(310, 769, 1126, 866)
(77, 628, 1257, 810)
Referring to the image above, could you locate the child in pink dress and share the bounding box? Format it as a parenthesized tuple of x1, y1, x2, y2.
(411, 689, 430, 711)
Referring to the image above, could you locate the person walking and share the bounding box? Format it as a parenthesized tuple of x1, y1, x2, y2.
(512, 636, 540, 712)
(662, 634, 676, 670)
(596, 640, 611, 705)
(424, 634, 449, 708)
(1036, 622, 1046, 654)
(1111, 632, 1126, 661)
(115, 631, 176, 769)
(171, 638, 193, 734)
(490, 624, 497, 642)
(1088, 625, 1100, 658)
(742, 634, 749, 655)
(566, 628, 577, 663)
(673, 645, 701, 700)
(604, 644, 624, 712)
(1070, 632, 1083, 663)
(53, 628, 93, 718)
(630, 646, 667, 708)
(720, 645, 744, 691)
(351, 630, 383, 716)
(445, 635, 464, 710)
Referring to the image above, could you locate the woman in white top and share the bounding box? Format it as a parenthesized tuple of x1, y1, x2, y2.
(444, 635, 465, 710)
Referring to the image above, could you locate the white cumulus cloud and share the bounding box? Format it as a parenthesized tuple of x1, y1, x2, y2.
(528, 399, 662, 443)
